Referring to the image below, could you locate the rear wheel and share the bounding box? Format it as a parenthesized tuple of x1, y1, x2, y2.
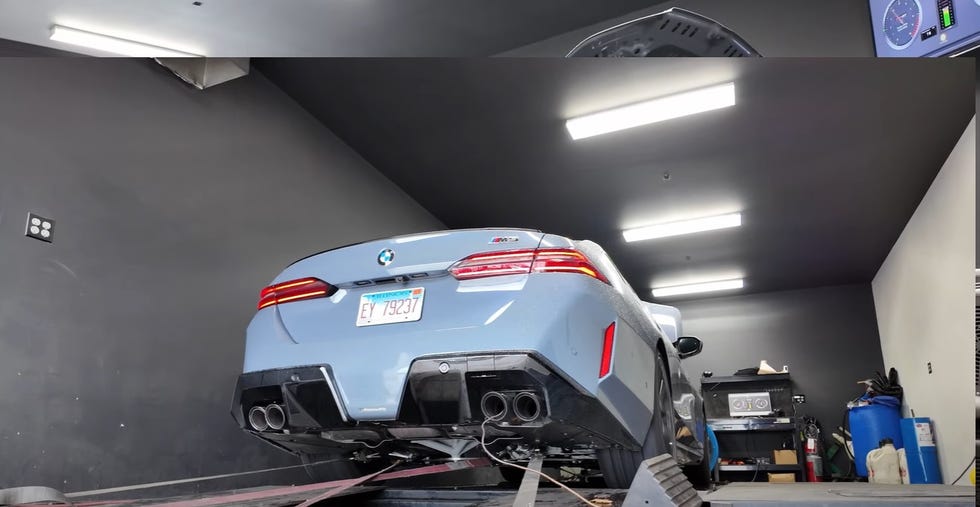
(300, 453, 368, 483)
(597, 349, 675, 488)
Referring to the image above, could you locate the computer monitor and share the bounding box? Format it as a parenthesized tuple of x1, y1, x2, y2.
(870, 0, 980, 56)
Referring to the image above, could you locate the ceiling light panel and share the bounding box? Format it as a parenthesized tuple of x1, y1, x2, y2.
(652, 278, 744, 298)
(623, 212, 741, 242)
(50, 25, 201, 57)
(565, 82, 735, 140)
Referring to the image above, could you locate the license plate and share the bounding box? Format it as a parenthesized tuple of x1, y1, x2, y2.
(356, 288, 425, 327)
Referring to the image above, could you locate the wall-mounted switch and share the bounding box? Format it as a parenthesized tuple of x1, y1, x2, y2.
(25, 213, 55, 243)
(927, 362, 932, 374)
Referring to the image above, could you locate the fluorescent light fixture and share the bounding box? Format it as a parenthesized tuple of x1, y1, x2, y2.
(565, 82, 735, 140)
(50, 25, 200, 57)
(652, 278, 744, 298)
(623, 212, 741, 242)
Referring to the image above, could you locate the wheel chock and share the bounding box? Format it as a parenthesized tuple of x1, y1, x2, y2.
(623, 454, 702, 507)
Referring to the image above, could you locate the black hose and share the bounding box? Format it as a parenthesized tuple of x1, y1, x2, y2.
(951, 458, 976, 485)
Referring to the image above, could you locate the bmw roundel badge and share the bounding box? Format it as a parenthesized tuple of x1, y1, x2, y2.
(377, 248, 395, 266)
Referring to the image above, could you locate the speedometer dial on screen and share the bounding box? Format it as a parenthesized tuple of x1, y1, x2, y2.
(882, 0, 922, 50)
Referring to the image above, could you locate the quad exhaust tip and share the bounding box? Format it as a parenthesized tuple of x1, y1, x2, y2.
(480, 391, 542, 422)
(480, 391, 508, 421)
(248, 405, 269, 431)
(512, 392, 541, 422)
(265, 404, 286, 430)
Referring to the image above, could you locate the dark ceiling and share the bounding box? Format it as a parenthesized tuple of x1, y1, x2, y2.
(257, 58, 975, 300)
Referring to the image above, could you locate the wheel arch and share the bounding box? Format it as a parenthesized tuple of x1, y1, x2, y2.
(655, 338, 671, 390)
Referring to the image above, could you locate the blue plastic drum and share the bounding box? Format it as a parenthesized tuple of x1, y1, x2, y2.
(849, 395, 904, 477)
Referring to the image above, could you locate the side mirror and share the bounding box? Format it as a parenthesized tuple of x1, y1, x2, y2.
(676, 336, 703, 359)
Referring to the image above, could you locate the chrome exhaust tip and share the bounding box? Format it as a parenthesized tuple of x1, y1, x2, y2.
(480, 391, 509, 421)
(512, 392, 541, 422)
(265, 403, 287, 431)
(248, 405, 269, 431)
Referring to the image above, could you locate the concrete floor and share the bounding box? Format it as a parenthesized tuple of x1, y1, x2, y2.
(700, 483, 976, 506)
(61, 482, 977, 506)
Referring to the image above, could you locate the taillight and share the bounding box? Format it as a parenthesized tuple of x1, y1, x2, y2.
(599, 322, 615, 378)
(531, 249, 610, 284)
(449, 248, 609, 284)
(257, 277, 336, 310)
(447, 249, 537, 280)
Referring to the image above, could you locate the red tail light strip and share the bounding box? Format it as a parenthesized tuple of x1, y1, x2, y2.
(449, 248, 609, 284)
(446, 249, 537, 280)
(531, 249, 610, 284)
(257, 277, 336, 310)
(599, 322, 615, 378)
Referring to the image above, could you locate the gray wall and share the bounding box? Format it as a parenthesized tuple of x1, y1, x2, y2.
(675, 284, 885, 472)
(501, 0, 875, 57)
(0, 58, 442, 492)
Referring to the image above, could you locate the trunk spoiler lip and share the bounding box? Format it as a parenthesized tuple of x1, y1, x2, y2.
(285, 227, 544, 268)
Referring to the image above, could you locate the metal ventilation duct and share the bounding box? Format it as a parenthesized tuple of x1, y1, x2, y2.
(155, 58, 249, 89)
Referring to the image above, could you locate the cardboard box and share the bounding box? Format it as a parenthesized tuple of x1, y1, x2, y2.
(773, 449, 797, 465)
(768, 473, 796, 483)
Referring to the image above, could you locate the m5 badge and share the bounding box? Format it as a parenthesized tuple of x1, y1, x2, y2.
(489, 236, 519, 244)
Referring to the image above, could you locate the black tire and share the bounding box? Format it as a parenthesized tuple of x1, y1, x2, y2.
(300, 452, 367, 483)
(597, 349, 675, 488)
(499, 464, 526, 484)
(682, 420, 712, 490)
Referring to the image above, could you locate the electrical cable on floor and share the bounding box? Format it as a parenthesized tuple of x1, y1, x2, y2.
(483, 435, 525, 446)
(353, 438, 393, 449)
(63, 457, 349, 498)
(479, 419, 600, 507)
(951, 458, 976, 485)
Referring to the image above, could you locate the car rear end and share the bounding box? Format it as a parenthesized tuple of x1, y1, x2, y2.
(231, 228, 659, 457)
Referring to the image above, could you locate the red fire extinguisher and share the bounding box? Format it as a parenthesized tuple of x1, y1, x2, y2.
(804, 419, 824, 482)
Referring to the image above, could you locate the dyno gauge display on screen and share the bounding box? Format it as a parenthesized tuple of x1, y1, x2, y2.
(870, 0, 980, 56)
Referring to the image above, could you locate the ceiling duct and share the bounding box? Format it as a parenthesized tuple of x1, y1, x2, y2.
(155, 58, 249, 89)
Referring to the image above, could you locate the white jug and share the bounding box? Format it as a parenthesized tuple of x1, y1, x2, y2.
(897, 448, 910, 484)
(867, 440, 902, 484)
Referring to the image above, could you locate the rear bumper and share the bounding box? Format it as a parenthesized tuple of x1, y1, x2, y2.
(232, 353, 639, 455)
(242, 273, 625, 418)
